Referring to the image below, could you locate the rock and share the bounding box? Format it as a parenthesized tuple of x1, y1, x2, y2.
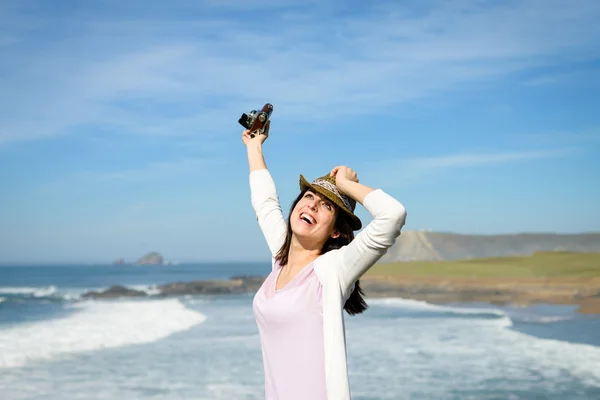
(157, 276, 265, 295)
(136, 252, 164, 265)
(80, 276, 267, 300)
(82, 285, 147, 299)
(230, 275, 266, 291)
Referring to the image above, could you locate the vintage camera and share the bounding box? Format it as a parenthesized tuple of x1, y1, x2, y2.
(238, 103, 273, 137)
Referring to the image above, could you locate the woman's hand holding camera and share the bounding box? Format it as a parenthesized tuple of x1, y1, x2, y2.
(242, 121, 270, 147)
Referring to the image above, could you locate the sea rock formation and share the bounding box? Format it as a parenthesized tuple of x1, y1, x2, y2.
(136, 252, 164, 265)
(82, 285, 147, 299)
(81, 276, 265, 299)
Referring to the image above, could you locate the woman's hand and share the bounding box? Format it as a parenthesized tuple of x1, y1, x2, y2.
(242, 120, 270, 146)
(330, 166, 374, 204)
(330, 166, 359, 185)
(244, 121, 270, 172)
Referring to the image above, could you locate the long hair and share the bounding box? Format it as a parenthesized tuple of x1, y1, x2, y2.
(274, 190, 368, 315)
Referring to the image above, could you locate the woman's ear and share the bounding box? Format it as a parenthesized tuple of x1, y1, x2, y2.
(331, 229, 341, 239)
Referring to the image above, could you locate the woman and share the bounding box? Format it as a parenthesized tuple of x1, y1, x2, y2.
(243, 122, 407, 400)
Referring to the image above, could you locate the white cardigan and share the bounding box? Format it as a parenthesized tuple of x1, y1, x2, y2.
(250, 169, 407, 399)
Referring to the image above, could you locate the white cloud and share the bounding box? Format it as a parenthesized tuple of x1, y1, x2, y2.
(1, 0, 599, 144)
(510, 126, 600, 147)
(362, 147, 580, 187)
(405, 148, 578, 169)
(85, 157, 215, 182)
(525, 68, 600, 86)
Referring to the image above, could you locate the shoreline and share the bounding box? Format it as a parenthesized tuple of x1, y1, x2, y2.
(360, 275, 600, 314)
(81, 274, 600, 315)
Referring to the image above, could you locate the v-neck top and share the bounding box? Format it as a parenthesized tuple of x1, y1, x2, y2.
(253, 260, 327, 400)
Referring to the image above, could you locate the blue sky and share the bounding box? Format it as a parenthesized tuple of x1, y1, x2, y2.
(1, 0, 599, 264)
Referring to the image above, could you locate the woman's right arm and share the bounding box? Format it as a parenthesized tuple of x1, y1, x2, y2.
(245, 133, 268, 172)
(244, 124, 287, 257)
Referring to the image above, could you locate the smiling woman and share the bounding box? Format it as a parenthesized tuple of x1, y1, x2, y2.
(242, 122, 407, 399)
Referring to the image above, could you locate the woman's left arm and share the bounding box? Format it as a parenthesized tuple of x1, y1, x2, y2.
(332, 167, 407, 294)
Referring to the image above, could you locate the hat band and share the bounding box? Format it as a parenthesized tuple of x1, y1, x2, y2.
(311, 179, 353, 211)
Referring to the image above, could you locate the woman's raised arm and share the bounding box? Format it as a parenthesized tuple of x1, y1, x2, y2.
(244, 123, 287, 257)
(329, 166, 407, 295)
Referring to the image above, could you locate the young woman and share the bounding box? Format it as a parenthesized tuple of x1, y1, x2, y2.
(243, 122, 407, 400)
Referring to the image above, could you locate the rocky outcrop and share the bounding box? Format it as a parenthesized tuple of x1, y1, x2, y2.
(82, 285, 148, 299)
(157, 276, 265, 295)
(136, 252, 164, 265)
(81, 276, 266, 299)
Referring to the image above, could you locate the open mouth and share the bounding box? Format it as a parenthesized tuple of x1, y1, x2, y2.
(300, 213, 316, 225)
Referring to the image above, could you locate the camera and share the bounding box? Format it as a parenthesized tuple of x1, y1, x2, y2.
(238, 103, 273, 137)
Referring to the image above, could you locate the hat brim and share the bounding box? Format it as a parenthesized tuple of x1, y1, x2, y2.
(299, 174, 362, 231)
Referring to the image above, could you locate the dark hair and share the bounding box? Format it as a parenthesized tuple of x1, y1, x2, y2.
(274, 190, 368, 315)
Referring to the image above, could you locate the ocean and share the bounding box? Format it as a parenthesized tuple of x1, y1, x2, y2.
(1, 263, 599, 400)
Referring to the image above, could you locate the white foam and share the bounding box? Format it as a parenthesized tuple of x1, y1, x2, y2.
(346, 298, 600, 392)
(0, 296, 598, 398)
(369, 297, 508, 317)
(497, 326, 600, 386)
(517, 315, 572, 323)
(0, 286, 87, 301)
(0, 298, 206, 368)
(0, 286, 56, 296)
(129, 284, 162, 295)
(0, 297, 5, 304)
(184, 298, 207, 305)
(33, 285, 57, 297)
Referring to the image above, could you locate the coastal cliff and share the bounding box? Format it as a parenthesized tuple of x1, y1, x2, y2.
(380, 231, 600, 262)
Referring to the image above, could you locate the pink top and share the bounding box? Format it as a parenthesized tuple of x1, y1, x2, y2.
(253, 260, 327, 400)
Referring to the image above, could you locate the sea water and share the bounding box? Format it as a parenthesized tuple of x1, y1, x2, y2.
(1, 263, 599, 399)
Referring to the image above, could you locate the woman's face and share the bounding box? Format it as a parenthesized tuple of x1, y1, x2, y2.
(290, 190, 339, 245)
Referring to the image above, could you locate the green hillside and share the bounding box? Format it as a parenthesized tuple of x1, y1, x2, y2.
(368, 251, 600, 279)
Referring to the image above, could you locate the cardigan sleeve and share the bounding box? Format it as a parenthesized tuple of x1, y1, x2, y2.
(249, 169, 288, 257)
(334, 189, 407, 296)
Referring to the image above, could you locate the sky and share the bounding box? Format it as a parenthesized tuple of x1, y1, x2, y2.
(0, 0, 599, 264)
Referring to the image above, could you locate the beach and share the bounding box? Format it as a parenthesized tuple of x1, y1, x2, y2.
(360, 275, 600, 314)
(362, 251, 600, 314)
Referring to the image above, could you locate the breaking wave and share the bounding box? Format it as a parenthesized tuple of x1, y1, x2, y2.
(0, 298, 206, 368)
(369, 297, 512, 326)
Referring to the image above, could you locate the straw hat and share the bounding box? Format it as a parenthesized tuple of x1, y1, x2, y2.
(299, 173, 362, 231)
